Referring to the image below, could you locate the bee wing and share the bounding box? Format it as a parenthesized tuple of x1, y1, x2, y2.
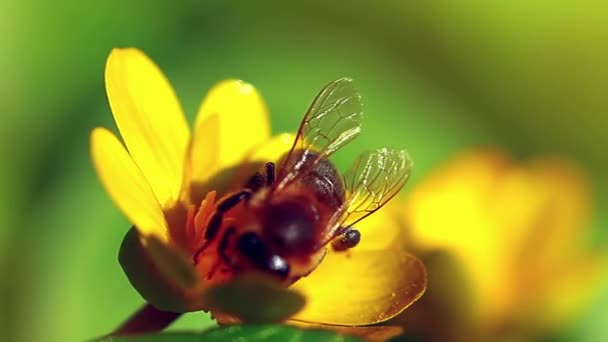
(323, 148, 413, 242)
(274, 78, 363, 190)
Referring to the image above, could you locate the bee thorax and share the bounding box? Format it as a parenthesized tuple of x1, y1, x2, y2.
(263, 200, 317, 254)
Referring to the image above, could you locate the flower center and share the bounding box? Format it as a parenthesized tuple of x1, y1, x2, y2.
(183, 191, 245, 286)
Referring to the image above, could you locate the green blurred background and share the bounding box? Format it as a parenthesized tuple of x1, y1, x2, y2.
(1, 1, 607, 341)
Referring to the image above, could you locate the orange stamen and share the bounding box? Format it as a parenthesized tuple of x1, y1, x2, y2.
(192, 191, 217, 250)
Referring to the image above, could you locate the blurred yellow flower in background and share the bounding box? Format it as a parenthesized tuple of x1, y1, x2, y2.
(397, 150, 606, 342)
(90, 47, 426, 337)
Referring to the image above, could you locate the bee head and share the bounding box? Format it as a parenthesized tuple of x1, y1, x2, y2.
(237, 231, 290, 279)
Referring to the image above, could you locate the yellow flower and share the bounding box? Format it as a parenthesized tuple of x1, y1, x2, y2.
(90, 48, 426, 331)
(397, 149, 605, 342)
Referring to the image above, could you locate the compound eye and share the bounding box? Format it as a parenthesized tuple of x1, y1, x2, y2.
(267, 254, 290, 279)
(238, 232, 265, 258)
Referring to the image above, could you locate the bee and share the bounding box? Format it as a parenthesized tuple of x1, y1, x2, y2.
(193, 78, 412, 285)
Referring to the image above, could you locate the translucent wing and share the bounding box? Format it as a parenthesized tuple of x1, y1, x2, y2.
(323, 148, 413, 242)
(274, 78, 363, 190)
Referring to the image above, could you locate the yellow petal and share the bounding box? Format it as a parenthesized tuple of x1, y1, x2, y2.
(190, 80, 270, 185)
(183, 114, 221, 204)
(105, 48, 190, 207)
(291, 213, 427, 325)
(189, 133, 294, 202)
(244, 133, 294, 165)
(91, 127, 168, 241)
(226, 133, 295, 192)
(352, 201, 404, 252)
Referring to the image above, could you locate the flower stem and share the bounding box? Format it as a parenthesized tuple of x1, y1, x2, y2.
(112, 304, 182, 336)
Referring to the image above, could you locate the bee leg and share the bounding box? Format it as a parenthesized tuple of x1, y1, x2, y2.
(193, 190, 251, 264)
(207, 226, 237, 280)
(265, 162, 275, 186)
(331, 227, 361, 251)
(218, 226, 236, 265)
(245, 162, 275, 191)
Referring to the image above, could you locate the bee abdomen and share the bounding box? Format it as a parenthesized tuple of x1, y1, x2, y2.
(301, 156, 345, 210)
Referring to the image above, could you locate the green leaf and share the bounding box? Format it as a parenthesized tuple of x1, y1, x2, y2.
(102, 325, 364, 342)
(146, 234, 198, 289)
(119, 228, 199, 312)
(203, 274, 305, 323)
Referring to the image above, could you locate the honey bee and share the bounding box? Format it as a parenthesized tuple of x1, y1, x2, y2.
(194, 78, 412, 285)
